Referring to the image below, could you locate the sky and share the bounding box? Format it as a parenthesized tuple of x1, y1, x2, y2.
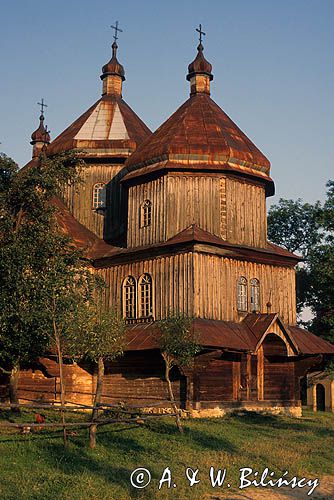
(0, 0, 333, 205)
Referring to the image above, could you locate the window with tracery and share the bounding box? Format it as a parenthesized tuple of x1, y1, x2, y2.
(250, 278, 260, 312)
(237, 276, 248, 312)
(92, 182, 106, 209)
(123, 276, 136, 319)
(139, 274, 153, 318)
(141, 199, 152, 227)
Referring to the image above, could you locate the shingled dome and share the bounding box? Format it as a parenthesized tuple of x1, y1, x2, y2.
(31, 114, 50, 144)
(124, 43, 274, 196)
(101, 41, 125, 80)
(47, 40, 151, 158)
(187, 42, 213, 80)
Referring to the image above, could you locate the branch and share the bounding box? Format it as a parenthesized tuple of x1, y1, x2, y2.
(0, 365, 12, 375)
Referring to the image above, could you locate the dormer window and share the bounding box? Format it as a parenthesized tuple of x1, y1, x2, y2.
(92, 182, 106, 210)
(250, 278, 260, 313)
(237, 276, 248, 312)
(140, 200, 152, 227)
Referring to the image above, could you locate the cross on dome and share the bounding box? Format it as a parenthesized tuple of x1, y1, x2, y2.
(110, 21, 123, 43)
(37, 98, 48, 117)
(196, 24, 206, 45)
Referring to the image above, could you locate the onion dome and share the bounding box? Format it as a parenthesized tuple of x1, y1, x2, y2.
(101, 42, 125, 81)
(31, 114, 50, 143)
(187, 42, 213, 81)
(124, 36, 274, 196)
(48, 39, 151, 158)
(30, 113, 50, 158)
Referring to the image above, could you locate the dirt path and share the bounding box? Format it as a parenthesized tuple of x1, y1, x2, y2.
(205, 475, 334, 499)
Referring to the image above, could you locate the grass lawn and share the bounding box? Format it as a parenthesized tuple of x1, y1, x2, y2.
(0, 409, 333, 499)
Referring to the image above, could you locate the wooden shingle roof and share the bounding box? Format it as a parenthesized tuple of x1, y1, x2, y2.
(124, 93, 273, 194)
(124, 315, 334, 355)
(47, 95, 151, 158)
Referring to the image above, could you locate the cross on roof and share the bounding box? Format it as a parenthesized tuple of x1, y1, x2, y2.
(196, 23, 206, 44)
(37, 98, 47, 116)
(110, 21, 123, 43)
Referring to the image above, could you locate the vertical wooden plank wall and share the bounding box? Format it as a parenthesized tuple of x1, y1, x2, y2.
(193, 253, 296, 324)
(98, 250, 296, 324)
(127, 173, 267, 248)
(62, 164, 124, 238)
(225, 177, 267, 248)
(97, 252, 195, 319)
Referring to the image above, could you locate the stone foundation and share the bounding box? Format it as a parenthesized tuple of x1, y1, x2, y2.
(141, 404, 302, 419)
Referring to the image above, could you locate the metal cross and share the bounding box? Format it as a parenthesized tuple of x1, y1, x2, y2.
(37, 98, 48, 116)
(110, 21, 123, 43)
(196, 23, 206, 44)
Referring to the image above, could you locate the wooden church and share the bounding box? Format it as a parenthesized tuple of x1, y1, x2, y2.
(19, 26, 334, 416)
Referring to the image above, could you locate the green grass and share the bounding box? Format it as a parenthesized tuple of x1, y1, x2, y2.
(0, 409, 333, 499)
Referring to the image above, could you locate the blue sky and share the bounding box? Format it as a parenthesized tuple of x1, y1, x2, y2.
(0, 0, 333, 205)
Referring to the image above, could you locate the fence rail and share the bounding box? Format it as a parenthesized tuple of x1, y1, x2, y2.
(0, 398, 177, 433)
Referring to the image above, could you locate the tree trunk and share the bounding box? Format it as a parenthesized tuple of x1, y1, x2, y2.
(163, 355, 183, 433)
(56, 337, 67, 446)
(89, 357, 105, 448)
(9, 364, 20, 414)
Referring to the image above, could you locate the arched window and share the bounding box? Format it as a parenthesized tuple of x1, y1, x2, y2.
(140, 199, 152, 227)
(123, 276, 136, 319)
(237, 277, 248, 312)
(92, 182, 106, 209)
(138, 274, 153, 318)
(250, 278, 260, 313)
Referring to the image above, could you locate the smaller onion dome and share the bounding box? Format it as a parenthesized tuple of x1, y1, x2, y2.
(30, 114, 50, 144)
(30, 112, 50, 159)
(186, 43, 213, 81)
(101, 42, 125, 81)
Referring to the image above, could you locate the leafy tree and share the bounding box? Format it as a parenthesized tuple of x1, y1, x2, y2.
(158, 312, 200, 433)
(267, 182, 334, 343)
(267, 198, 321, 257)
(0, 150, 85, 413)
(68, 300, 125, 448)
(306, 182, 334, 343)
(39, 249, 100, 445)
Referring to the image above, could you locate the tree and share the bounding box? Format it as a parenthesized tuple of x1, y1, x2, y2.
(158, 312, 200, 433)
(306, 182, 334, 343)
(0, 150, 85, 412)
(267, 182, 334, 342)
(267, 198, 321, 257)
(39, 249, 100, 445)
(68, 299, 125, 448)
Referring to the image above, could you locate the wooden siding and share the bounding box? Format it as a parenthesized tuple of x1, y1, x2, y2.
(127, 173, 267, 248)
(18, 363, 94, 406)
(97, 252, 194, 320)
(102, 352, 186, 406)
(97, 251, 296, 324)
(18, 352, 186, 407)
(226, 177, 267, 247)
(127, 173, 221, 247)
(127, 175, 167, 247)
(262, 335, 295, 401)
(263, 359, 295, 400)
(166, 174, 221, 240)
(194, 352, 241, 404)
(193, 253, 297, 324)
(62, 164, 124, 239)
